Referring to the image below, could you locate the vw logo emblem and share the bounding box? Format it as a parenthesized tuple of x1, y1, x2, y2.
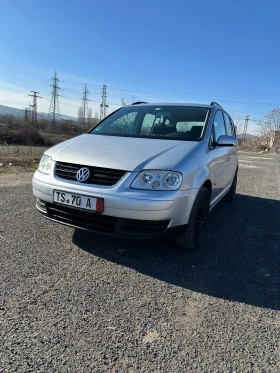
(76, 167, 90, 182)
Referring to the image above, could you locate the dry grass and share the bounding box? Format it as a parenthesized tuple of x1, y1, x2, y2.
(0, 128, 75, 147)
(0, 152, 41, 175)
(0, 128, 74, 175)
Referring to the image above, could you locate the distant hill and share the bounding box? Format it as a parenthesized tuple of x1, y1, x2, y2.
(0, 104, 77, 122)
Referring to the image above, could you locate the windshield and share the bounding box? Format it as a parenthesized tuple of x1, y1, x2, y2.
(89, 106, 210, 141)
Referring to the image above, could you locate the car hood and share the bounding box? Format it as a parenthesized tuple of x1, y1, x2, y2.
(46, 134, 198, 171)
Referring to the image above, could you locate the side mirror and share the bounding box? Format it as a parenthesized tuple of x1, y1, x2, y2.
(214, 135, 238, 147)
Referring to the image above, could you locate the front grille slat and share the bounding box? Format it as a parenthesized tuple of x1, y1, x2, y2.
(50, 213, 115, 232)
(55, 162, 127, 186)
(45, 203, 170, 236)
(56, 169, 77, 174)
(47, 203, 118, 233)
(48, 205, 117, 225)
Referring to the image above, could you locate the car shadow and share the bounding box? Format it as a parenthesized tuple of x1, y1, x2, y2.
(72, 194, 280, 311)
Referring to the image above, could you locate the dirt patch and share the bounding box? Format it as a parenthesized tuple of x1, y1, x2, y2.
(0, 154, 40, 175)
(142, 331, 160, 344)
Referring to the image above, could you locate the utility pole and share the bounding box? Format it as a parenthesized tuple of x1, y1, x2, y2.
(48, 70, 61, 131)
(28, 91, 42, 128)
(242, 115, 250, 142)
(100, 85, 109, 120)
(81, 85, 90, 125)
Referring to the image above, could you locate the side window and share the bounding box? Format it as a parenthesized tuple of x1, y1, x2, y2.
(230, 118, 236, 137)
(176, 121, 201, 132)
(140, 113, 155, 135)
(108, 112, 137, 134)
(223, 112, 232, 136)
(213, 110, 226, 141)
(209, 126, 215, 148)
(177, 122, 191, 132)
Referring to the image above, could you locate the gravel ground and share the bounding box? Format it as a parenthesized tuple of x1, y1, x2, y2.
(0, 145, 47, 155)
(0, 153, 279, 373)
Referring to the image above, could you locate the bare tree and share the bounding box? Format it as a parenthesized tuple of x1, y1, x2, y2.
(121, 96, 135, 106)
(86, 107, 93, 131)
(87, 107, 93, 123)
(78, 107, 83, 124)
(256, 107, 280, 148)
(266, 107, 280, 132)
(234, 120, 244, 135)
(255, 118, 271, 147)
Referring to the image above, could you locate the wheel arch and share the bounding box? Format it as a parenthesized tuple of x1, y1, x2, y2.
(201, 179, 212, 198)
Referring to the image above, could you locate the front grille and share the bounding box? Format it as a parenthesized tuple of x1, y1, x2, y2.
(55, 162, 127, 186)
(47, 203, 118, 233)
(44, 203, 170, 236)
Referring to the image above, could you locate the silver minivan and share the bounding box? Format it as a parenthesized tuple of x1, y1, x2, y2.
(33, 102, 238, 250)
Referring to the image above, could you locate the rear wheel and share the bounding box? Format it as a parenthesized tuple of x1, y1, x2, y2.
(175, 187, 210, 250)
(224, 171, 237, 201)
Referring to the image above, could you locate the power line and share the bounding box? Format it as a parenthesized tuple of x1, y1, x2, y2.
(48, 70, 61, 130)
(100, 85, 109, 120)
(55, 80, 280, 99)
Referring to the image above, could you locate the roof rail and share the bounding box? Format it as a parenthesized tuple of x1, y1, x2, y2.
(210, 101, 223, 108)
(131, 101, 148, 105)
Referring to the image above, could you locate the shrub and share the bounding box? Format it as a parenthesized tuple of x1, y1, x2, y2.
(256, 144, 267, 151)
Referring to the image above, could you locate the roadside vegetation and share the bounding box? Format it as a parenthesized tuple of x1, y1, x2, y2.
(0, 114, 99, 174)
(0, 114, 97, 146)
(0, 107, 279, 175)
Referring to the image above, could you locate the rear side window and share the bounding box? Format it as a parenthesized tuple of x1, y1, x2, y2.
(223, 112, 235, 136)
(213, 110, 226, 141)
(140, 113, 156, 135)
(230, 118, 236, 137)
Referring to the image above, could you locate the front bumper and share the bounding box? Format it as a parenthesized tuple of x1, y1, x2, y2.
(32, 171, 198, 237)
(36, 199, 185, 239)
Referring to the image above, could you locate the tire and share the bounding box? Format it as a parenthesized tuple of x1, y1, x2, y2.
(223, 171, 237, 202)
(175, 187, 210, 250)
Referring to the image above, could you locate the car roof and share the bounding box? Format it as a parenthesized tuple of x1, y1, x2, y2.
(127, 102, 213, 109)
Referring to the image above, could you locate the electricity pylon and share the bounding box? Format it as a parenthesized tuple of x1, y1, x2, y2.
(48, 70, 61, 131)
(28, 91, 42, 128)
(100, 85, 109, 120)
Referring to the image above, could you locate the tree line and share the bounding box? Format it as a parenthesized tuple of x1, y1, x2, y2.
(256, 107, 280, 148)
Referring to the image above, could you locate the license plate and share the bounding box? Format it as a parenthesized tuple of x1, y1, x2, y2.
(53, 190, 104, 213)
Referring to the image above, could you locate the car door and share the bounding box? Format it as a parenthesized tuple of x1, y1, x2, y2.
(207, 110, 233, 201)
(223, 111, 238, 180)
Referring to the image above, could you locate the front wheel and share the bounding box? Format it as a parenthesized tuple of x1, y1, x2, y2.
(175, 187, 210, 250)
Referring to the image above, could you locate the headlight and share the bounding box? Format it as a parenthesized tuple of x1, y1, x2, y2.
(38, 155, 53, 175)
(131, 170, 183, 191)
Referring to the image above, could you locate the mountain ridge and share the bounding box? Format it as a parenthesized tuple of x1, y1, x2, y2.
(0, 104, 78, 121)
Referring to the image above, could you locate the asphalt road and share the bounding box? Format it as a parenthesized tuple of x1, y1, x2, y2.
(1, 153, 280, 373)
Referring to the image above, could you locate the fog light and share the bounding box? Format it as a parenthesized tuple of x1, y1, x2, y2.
(36, 198, 47, 213)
